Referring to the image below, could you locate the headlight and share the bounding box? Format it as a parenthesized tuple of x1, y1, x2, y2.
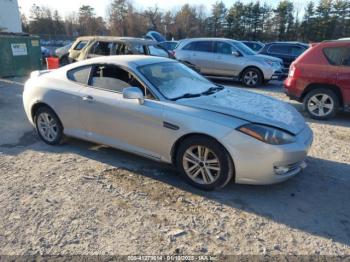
(264, 59, 280, 68)
(237, 123, 296, 145)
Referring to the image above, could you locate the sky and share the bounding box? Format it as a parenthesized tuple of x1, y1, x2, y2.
(18, 0, 314, 18)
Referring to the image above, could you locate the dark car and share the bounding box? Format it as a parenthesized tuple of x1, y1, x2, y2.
(259, 42, 309, 75)
(241, 41, 264, 52)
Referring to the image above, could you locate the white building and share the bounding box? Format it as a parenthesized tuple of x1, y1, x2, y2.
(0, 0, 22, 33)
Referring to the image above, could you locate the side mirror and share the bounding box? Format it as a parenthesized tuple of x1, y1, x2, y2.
(232, 51, 241, 57)
(123, 87, 144, 105)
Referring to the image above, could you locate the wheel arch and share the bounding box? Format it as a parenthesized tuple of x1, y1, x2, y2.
(301, 83, 344, 107)
(31, 102, 61, 123)
(171, 133, 235, 173)
(239, 66, 264, 80)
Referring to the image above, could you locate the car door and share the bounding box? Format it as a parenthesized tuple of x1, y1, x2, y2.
(180, 41, 214, 75)
(53, 66, 92, 138)
(78, 63, 166, 160)
(213, 41, 243, 77)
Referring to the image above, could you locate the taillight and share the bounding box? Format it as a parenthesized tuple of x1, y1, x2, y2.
(289, 63, 301, 77)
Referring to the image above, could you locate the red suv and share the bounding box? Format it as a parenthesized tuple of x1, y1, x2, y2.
(284, 40, 350, 120)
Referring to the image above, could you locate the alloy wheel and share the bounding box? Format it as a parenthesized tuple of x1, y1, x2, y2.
(37, 112, 59, 142)
(243, 71, 259, 86)
(182, 145, 221, 185)
(307, 93, 334, 117)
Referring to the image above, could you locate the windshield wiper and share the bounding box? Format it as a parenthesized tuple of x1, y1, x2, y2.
(170, 93, 202, 101)
(201, 86, 224, 95)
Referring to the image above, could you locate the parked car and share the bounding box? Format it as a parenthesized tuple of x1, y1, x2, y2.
(55, 43, 72, 65)
(159, 41, 178, 51)
(68, 36, 173, 63)
(145, 31, 166, 42)
(241, 41, 265, 52)
(23, 56, 312, 190)
(284, 39, 350, 120)
(259, 42, 309, 75)
(174, 38, 284, 87)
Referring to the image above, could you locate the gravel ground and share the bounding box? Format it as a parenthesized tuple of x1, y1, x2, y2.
(0, 79, 349, 257)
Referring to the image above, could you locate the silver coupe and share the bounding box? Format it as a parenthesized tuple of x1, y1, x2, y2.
(23, 55, 313, 190)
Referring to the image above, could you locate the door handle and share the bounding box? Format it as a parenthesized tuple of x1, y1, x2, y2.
(82, 95, 94, 102)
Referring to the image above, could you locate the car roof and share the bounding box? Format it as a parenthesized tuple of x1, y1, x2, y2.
(314, 39, 350, 47)
(75, 36, 157, 45)
(266, 41, 309, 47)
(181, 37, 239, 43)
(323, 39, 350, 43)
(63, 55, 174, 69)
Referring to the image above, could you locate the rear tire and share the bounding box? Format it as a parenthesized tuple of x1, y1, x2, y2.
(176, 136, 234, 190)
(241, 68, 263, 87)
(34, 107, 64, 145)
(303, 88, 339, 120)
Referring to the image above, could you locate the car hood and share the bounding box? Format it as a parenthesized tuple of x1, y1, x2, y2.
(176, 88, 305, 135)
(255, 54, 283, 63)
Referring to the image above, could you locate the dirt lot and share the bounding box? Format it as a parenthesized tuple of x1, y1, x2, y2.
(0, 78, 349, 257)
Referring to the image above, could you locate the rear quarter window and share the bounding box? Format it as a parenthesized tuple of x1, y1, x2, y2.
(323, 46, 350, 66)
(67, 66, 92, 85)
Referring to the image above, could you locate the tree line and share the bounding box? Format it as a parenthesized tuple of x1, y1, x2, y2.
(21, 0, 350, 43)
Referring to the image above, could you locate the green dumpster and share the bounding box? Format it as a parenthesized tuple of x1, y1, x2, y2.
(0, 33, 42, 77)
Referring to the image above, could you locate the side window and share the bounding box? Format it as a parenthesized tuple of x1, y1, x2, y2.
(194, 41, 213, 52)
(91, 42, 113, 56)
(268, 45, 289, 55)
(215, 42, 235, 55)
(67, 66, 91, 85)
(148, 45, 170, 58)
(183, 42, 195, 51)
(117, 44, 126, 55)
(183, 41, 213, 52)
(131, 43, 146, 54)
(89, 64, 152, 98)
(290, 46, 304, 56)
(73, 40, 88, 51)
(323, 47, 350, 66)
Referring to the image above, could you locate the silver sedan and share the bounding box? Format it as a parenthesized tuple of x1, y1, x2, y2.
(23, 55, 313, 190)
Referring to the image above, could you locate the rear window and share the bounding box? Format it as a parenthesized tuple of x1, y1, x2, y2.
(74, 40, 88, 51)
(290, 46, 305, 56)
(323, 46, 350, 66)
(268, 45, 290, 55)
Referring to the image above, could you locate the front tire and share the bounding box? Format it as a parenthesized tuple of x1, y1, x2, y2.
(241, 68, 263, 87)
(303, 88, 339, 120)
(176, 136, 234, 190)
(34, 107, 64, 145)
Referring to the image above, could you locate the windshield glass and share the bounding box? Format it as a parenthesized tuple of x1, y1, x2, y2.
(233, 41, 256, 55)
(139, 62, 215, 100)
